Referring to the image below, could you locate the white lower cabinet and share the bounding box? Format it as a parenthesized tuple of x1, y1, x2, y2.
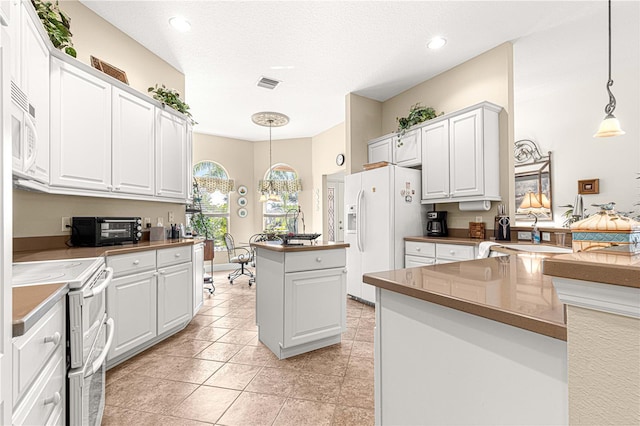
(405, 240, 476, 266)
(106, 246, 193, 364)
(12, 298, 66, 426)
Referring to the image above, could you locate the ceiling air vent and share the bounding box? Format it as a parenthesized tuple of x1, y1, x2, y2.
(257, 76, 281, 90)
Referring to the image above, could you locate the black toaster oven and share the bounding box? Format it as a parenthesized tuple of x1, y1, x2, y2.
(71, 217, 142, 246)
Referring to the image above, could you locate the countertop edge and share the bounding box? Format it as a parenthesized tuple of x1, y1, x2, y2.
(363, 271, 567, 341)
(252, 241, 350, 252)
(543, 256, 640, 289)
(13, 283, 68, 337)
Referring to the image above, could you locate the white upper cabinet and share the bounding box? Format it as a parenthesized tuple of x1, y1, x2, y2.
(50, 57, 112, 191)
(367, 135, 393, 164)
(421, 102, 501, 204)
(156, 108, 187, 200)
(112, 87, 155, 196)
(392, 128, 421, 167)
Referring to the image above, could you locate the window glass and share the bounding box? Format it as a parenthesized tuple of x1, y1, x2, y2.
(263, 164, 299, 232)
(193, 161, 230, 249)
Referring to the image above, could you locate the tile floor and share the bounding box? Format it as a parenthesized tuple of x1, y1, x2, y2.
(103, 269, 375, 425)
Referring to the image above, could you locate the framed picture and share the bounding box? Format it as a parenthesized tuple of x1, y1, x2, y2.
(238, 208, 248, 218)
(578, 179, 599, 195)
(237, 197, 248, 207)
(90, 56, 129, 84)
(237, 185, 248, 196)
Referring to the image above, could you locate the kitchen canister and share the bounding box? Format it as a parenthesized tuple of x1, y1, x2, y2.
(570, 204, 640, 253)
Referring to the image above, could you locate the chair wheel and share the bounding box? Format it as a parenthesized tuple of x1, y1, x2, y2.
(230, 280, 234, 285)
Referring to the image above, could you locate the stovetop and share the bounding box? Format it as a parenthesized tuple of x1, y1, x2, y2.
(12, 257, 105, 289)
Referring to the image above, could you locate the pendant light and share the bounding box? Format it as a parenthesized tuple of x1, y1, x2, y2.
(252, 112, 290, 202)
(594, 0, 625, 137)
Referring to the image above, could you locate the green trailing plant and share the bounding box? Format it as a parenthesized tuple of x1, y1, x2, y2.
(190, 212, 214, 239)
(31, 0, 76, 58)
(148, 84, 196, 124)
(396, 103, 442, 136)
(559, 204, 589, 228)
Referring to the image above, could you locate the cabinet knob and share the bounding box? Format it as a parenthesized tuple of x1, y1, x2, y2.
(416, 247, 421, 251)
(175, 253, 181, 257)
(343, 269, 348, 273)
(44, 392, 61, 406)
(159, 270, 166, 275)
(449, 250, 455, 255)
(43, 332, 61, 346)
(316, 257, 322, 262)
(133, 260, 140, 265)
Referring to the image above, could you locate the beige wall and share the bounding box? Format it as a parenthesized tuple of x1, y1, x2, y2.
(193, 133, 254, 263)
(13, 190, 184, 237)
(13, 0, 187, 239)
(61, 0, 185, 96)
(567, 306, 640, 425)
(311, 123, 346, 235)
(380, 42, 514, 231)
(346, 93, 382, 174)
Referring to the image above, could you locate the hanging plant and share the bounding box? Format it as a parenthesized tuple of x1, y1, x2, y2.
(31, 0, 76, 58)
(148, 84, 196, 124)
(396, 103, 443, 136)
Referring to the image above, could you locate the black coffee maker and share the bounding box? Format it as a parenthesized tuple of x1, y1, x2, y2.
(426, 211, 448, 237)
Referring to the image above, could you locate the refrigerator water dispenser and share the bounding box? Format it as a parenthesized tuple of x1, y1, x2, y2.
(346, 204, 357, 233)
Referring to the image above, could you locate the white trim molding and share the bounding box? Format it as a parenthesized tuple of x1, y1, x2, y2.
(552, 277, 640, 319)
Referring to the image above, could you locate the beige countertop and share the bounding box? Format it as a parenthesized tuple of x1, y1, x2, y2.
(13, 238, 198, 262)
(364, 253, 567, 341)
(543, 248, 640, 288)
(251, 241, 349, 252)
(13, 283, 68, 337)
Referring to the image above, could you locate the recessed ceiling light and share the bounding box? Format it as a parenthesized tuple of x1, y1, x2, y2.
(169, 16, 191, 32)
(427, 37, 447, 50)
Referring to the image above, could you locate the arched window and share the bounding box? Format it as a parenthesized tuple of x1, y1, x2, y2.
(192, 161, 232, 249)
(262, 163, 300, 231)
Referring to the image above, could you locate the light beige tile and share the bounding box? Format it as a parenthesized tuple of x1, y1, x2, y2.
(315, 341, 353, 356)
(195, 341, 244, 362)
(189, 314, 218, 327)
(358, 317, 376, 328)
(346, 307, 362, 318)
(342, 327, 357, 341)
(346, 317, 360, 328)
(217, 391, 285, 426)
(264, 353, 308, 370)
(291, 372, 342, 403)
(105, 374, 198, 413)
(338, 376, 374, 409)
(188, 325, 232, 342)
(234, 320, 258, 332)
(216, 329, 258, 345)
(203, 362, 262, 390)
(273, 398, 335, 426)
(102, 405, 213, 426)
(245, 367, 298, 397)
(350, 340, 374, 359)
(153, 338, 213, 357)
(212, 316, 250, 329)
(360, 307, 376, 318)
(171, 385, 240, 424)
(225, 307, 255, 319)
(303, 352, 350, 376)
(345, 356, 374, 381)
(228, 344, 277, 366)
(354, 327, 375, 342)
(163, 357, 225, 384)
(332, 405, 375, 426)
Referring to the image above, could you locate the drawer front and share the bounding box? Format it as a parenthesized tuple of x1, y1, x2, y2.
(157, 245, 192, 268)
(13, 348, 65, 426)
(108, 250, 156, 277)
(405, 255, 436, 268)
(284, 249, 346, 273)
(405, 241, 435, 258)
(436, 243, 476, 261)
(12, 298, 64, 404)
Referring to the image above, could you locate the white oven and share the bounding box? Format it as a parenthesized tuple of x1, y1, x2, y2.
(12, 257, 114, 426)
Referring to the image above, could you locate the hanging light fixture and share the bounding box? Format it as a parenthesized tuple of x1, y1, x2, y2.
(594, 0, 625, 137)
(252, 112, 290, 202)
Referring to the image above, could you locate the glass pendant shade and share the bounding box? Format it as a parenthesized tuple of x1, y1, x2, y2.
(594, 114, 625, 137)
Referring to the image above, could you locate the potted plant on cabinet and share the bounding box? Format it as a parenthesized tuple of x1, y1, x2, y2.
(31, 0, 76, 57)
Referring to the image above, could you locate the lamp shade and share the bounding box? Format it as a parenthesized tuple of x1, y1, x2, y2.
(594, 114, 626, 137)
(520, 192, 542, 209)
(540, 193, 551, 209)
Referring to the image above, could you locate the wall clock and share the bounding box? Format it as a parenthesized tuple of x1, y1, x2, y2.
(336, 153, 345, 166)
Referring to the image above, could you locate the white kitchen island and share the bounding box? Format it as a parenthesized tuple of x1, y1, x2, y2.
(252, 241, 350, 359)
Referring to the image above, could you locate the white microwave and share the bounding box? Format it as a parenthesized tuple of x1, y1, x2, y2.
(11, 81, 38, 180)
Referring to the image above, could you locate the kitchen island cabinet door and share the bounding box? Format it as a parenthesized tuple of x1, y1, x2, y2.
(106, 271, 157, 361)
(155, 108, 187, 200)
(283, 268, 346, 348)
(157, 262, 193, 335)
(112, 88, 155, 196)
(50, 57, 112, 191)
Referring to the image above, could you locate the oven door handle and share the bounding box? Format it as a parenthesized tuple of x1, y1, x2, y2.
(85, 317, 115, 378)
(86, 267, 114, 298)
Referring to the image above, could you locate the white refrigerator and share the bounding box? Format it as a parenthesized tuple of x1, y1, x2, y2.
(345, 165, 423, 304)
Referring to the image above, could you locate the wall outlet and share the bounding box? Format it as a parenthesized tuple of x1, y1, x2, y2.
(61, 217, 71, 232)
(518, 231, 532, 240)
(475, 216, 483, 223)
(542, 232, 551, 242)
(143, 217, 151, 228)
(168, 211, 174, 223)
(156, 217, 163, 227)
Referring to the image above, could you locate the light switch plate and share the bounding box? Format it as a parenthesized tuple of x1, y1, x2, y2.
(518, 231, 532, 240)
(542, 232, 551, 241)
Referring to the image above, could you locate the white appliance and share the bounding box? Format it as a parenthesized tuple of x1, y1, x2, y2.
(12, 257, 114, 426)
(10, 81, 38, 180)
(345, 165, 423, 304)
